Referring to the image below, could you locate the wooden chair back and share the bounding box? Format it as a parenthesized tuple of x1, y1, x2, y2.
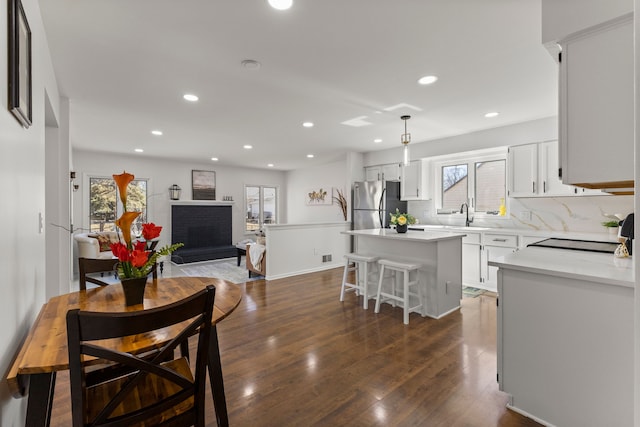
(78, 257, 119, 290)
(66, 285, 216, 427)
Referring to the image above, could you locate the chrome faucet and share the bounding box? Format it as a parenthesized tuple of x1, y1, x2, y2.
(460, 203, 473, 227)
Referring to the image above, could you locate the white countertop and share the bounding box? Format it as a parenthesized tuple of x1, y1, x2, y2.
(489, 246, 634, 288)
(343, 228, 466, 243)
(407, 224, 619, 242)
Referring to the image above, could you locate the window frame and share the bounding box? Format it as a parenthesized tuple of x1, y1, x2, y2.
(86, 174, 149, 234)
(244, 184, 279, 233)
(432, 148, 508, 219)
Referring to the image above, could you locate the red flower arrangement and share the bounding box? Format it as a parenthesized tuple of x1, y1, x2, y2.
(110, 171, 183, 279)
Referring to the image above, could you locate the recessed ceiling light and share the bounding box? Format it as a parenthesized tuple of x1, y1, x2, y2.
(484, 111, 500, 118)
(267, 163, 274, 167)
(241, 59, 261, 70)
(268, 0, 292, 10)
(307, 154, 314, 158)
(243, 145, 253, 149)
(418, 75, 438, 85)
(303, 122, 314, 128)
(211, 157, 219, 161)
(183, 93, 199, 102)
(374, 138, 382, 143)
(151, 130, 163, 136)
(134, 148, 144, 153)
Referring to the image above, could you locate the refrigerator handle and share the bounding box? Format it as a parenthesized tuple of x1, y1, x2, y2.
(379, 188, 385, 227)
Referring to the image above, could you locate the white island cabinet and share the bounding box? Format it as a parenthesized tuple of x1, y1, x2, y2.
(343, 229, 464, 319)
(491, 248, 634, 427)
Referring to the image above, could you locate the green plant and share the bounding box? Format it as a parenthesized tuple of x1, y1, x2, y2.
(602, 220, 620, 228)
(389, 208, 417, 226)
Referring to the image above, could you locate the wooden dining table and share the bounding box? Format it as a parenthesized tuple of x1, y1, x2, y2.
(5, 276, 242, 427)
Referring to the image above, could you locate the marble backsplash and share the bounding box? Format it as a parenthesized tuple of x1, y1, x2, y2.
(408, 195, 634, 233)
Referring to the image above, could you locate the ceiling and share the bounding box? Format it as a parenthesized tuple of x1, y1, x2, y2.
(39, 0, 558, 171)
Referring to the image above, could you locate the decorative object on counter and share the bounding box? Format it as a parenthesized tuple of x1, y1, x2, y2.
(168, 184, 182, 200)
(499, 198, 506, 216)
(614, 242, 629, 258)
(112, 171, 184, 305)
(307, 187, 331, 205)
(333, 188, 347, 220)
(222, 195, 234, 201)
(617, 213, 634, 256)
(400, 115, 411, 166)
(389, 208, 417, 233)
(192, 170, 216, 200)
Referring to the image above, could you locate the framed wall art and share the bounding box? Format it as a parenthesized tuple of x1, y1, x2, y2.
(306, 187, 332, 205)
(192, 170, 216, 200)
(8, 0, 32, 128)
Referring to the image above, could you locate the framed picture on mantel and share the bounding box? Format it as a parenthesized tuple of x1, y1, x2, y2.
(192, 170, 216, 200)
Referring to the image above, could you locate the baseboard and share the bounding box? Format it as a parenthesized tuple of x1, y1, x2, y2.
(425, 305, 461, 319)
(506, 404, 556, 427)
(266, 263, 342, 281)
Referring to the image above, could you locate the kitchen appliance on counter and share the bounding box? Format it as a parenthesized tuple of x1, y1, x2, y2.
(619, 213, 634, 255)
(352, 180, 407, 230)
(527, 238, 620, 254)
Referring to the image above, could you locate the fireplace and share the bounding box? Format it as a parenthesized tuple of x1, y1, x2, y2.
(171, 204, 236, 264)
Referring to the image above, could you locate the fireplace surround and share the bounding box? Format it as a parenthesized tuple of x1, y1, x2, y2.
(170, 203, 236, 264)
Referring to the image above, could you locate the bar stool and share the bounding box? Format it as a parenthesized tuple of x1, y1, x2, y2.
(374, 259, 423, 325)
(340, 253, 380, 309)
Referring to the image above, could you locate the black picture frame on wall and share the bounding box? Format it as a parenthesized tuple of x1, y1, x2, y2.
(192, 170, 216, 200)
(7, 0, 32, 128)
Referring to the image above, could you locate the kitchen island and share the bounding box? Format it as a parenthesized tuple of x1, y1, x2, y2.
(343, 228, 465, 319)
(490, 247, 634, 427)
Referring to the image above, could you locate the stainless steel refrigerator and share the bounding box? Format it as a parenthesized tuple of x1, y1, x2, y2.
(352, 181, 407, 230)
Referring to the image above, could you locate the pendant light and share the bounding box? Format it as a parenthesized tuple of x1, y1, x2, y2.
(400, 115, 411, 166)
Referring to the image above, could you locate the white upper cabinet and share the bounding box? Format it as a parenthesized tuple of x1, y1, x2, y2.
(364, 163, 401, 182)
(364, 166, 381, 181)
(400, 160, 430, 200)
(558, 15, 634, 189)
(382, 163, 401, 182)
(509, 141, 574, 197)
(509, 143, 537, 197)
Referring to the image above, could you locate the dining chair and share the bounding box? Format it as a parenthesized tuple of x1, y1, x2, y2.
(78, 257, 119, 290)
(66, 285, 216, 427)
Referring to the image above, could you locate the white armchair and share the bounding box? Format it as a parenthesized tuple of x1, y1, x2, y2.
(74, 232, 120, 259)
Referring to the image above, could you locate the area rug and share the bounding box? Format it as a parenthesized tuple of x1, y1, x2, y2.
(176, 259, 262, 284)
(462, 286, 486, 298)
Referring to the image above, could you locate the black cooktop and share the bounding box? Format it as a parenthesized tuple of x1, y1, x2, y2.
(527, 238, 619, 254)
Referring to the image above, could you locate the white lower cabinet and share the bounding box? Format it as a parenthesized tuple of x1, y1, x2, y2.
(462, 232, 482, 287)
(459, 231, 519, 292)
(497, 263, 633, 426)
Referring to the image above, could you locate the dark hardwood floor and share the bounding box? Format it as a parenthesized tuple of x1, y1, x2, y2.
(50, 267, 540, 426)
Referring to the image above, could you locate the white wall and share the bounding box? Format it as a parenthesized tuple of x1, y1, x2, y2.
(72, 150, 287, 259)
(0, 0, 60, 424)
(541, 0, 632, 44)
(364, 116, 558, 167)
(285, 158, 351, 223)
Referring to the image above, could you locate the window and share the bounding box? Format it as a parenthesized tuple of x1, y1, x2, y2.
(441, 164, 468, 210)
(245, 185, 278, 232)
(89, 176, 147, 233)
(435, 149, 507, 215)
(475, 160, 506, 212)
